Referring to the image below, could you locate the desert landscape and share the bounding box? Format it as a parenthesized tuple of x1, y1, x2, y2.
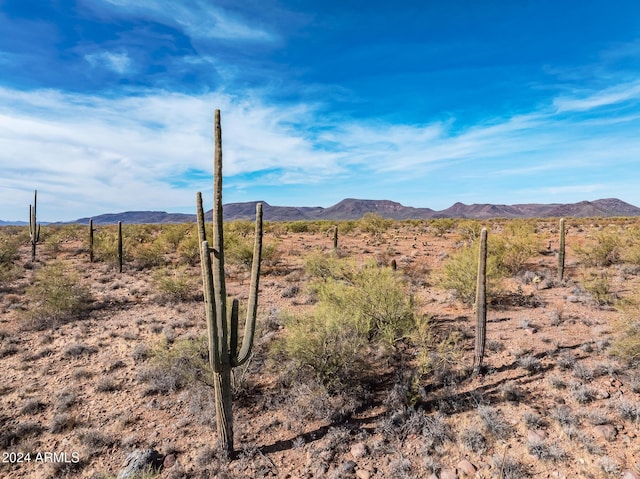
(1, 213, 640, 479)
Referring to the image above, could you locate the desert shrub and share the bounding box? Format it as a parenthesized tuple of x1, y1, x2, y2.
(304, 251, 353, 280)
(224, 231, 279, 269)
(92, 226, 127, 266)
(0, 233, 20, 287)
(357, 213, 393, 235)
(491, 221, 540, 275)
(137, 336, 211, 394)
(0, 233, 20, 265)
(575, 230, 621, 267)
(610, 304, 640, 365)
(279, 306, 368, 389)
(430, 218, 456, 237)
(152, 266, 196, 302)
(315, 261, 415, 343)
(157, 223, 192, 251)
(338, 220, 357, 234)
(457, 219, 483, 243)
(287, 220, 310, 233)
(130, 241, 166, 269)
(438, 241, 502, 305)
(280, 261, 416, 388)
(580, 270, 613, 305)
(22, 261, 92, 330)
(177, 229, 201, 265)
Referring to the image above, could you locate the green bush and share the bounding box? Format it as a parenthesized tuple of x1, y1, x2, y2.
(152, 266, 195, 302)
(430, 218, 456, 237)
(281, 259, 415, 388)
(23, 262, 92, 330)
(225, 232, 278, 269)
(357, 213, 393, 235)
(492, 220, 540, 275)
(304, 251, 353, 280)
(0, 233, 19, 266)
(610, 305, 640, 365)
(575, 230, 621, 267)
(438, 241, 501, 305)
(280, 308, 367, 390)
(581, 271, 613, 306)
(138, 336, 211, 394)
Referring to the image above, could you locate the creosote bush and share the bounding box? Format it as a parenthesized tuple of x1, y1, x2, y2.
(491, 220, 540, 275)
(152, 266, 195, 302)
(575, 230, 621, 267)
(610, 303, 640, 365)
(22, 261, 92, 330)
(279, 258, 416, 390)
(438, 240, 501, 305)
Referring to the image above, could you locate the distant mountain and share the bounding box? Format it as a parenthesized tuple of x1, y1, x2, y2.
(0, 220, 28, 226)
(5, 198, 639, 226)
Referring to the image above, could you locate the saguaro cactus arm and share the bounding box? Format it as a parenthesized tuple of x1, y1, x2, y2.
(232, 203, 263, 367)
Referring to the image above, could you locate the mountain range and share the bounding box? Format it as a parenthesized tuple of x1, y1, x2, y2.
(62, 197, 640, 225)
(2, 198, 639, 226)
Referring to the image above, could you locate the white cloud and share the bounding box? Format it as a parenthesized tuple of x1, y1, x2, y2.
(2, 73, 640, 220)
(89, 0, 276, 42)
(85, 51, 132, 74)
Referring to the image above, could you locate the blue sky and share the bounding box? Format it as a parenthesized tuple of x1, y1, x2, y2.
(2, 0, 640, 221)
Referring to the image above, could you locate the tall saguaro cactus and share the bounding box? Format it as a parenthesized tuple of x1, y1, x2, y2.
(472, 227, 488, 377)
(117, 221, 123, 273)
(89, 219, 95, 263)
(558, 218, 566, 281)
(29, 189, 41, 262)
(196, 109, 263, 455)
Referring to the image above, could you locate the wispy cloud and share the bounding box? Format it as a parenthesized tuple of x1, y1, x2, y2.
(88, 0, 276, 42)
(2, 70, 640, 219)
(84, 51, 132, 75)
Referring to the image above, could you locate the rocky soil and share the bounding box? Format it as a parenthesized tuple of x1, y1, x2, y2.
(1, 218, 639, 479)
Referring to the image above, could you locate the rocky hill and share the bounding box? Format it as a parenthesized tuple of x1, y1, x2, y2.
(13, 197, 639, 225)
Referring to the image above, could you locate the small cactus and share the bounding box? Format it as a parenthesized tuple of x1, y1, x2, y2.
(29, 189, 41, 262)
(196, 109, 263, 455)
(333, 225, 339, 252)
(472, 227, 488, 376)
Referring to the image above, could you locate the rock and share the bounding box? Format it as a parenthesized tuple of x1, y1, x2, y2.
(622, 471, 640, 479)
(117, 449, 164, 479)
(457, 459, 477, 476)
(567, 295, 579, 303)
(342, 460, 357, 474)
(594, 424, 617, 442)
(163, 454, 176, 469)
(440, 468, 458, 479)
(350, 442, 368, 459)
(356, 470, 372, 479)
(527, 429, 548, 442)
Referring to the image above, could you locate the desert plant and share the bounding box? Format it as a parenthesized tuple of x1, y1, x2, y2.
(575, 229, 621, 267)
(195, 109, 263, 455)
(438, 238, 501, 305)
(357, 212, 392, 235)
(473, 227, 487, 376)
(430, 218, 456, 237)
(88, 219, 95, 262)
(22, 261, 92, 330)
(558, 218, 566, 280)
(581, 270, 613, 305)
(29, 189, 41, 261)
(610, 304, 640, 365)
(491, 220, 539, 275)
(117, 221, 123, 272)
(152, 266, 195, 302)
